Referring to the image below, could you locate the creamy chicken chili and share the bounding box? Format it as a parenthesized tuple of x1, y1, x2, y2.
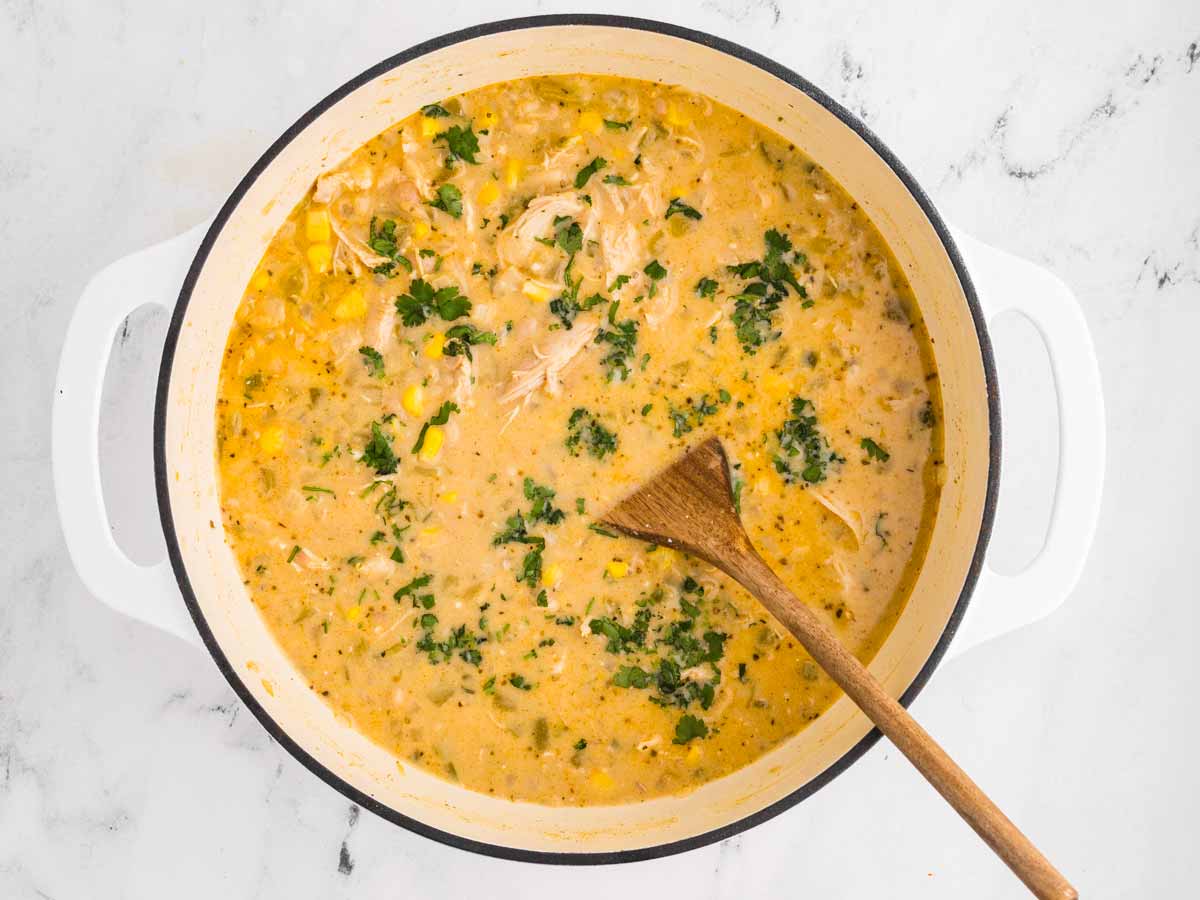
(217, 75, 944, 805)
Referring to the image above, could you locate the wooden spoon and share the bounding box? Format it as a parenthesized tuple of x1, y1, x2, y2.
(602, 437, 1076, 900)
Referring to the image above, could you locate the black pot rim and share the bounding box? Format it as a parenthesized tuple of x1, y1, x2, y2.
(154, 13, 1000, 866)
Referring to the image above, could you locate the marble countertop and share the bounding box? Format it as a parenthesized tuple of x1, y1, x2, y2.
(3, 1, 1197, 896)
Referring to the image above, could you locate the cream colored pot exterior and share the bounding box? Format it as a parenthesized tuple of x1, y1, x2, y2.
(150, 20, 998, 858)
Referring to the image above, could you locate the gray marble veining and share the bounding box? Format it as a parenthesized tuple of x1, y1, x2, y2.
(2, 0, 1197, 897)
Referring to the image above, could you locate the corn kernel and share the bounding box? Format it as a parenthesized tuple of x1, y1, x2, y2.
(420, 524, 441, 536)
(250, 270, 270, 291)
(522, 280, 554, 303)
(345, 605, 364, 623)
(411, 220, 431, 240)
(440, 491, 458, 504)
(332, 287, 366, 320)
(686, 743, 703, 764)
(424, 332, 445, 359)
(401, 384, 424, 417)
(605, 560, 629, 579)
(589, 769, 615, 790)
(306, 243, 332, 274)
(305, 208, 331, 242)
(418, 425, 444, 461)
(542, 563, 563, 588)
(259, 425, 284, 454)
(477, 180, 500, 206)
(577, 110, 603, 134)
(665, 102, 691, 127)
(504, 158, 523, 189)
(420, 116, 440, 138)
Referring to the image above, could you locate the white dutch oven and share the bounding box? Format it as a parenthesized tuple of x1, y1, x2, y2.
(52, 16, 1105, 862)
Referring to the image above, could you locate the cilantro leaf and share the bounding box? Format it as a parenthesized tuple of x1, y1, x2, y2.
(367, 217, 412, 277)
(775, 397, 842, 484)
(565, 408, 618, 459)
(358, 346, 385, 378)
(861, 437, 890, 462)
(412, 401, 459, 454)
(665, 198, 702, 220)
(574, 156, 607, 189)
(673, 714, 708, 744)
(442, 323, 497, 360)
(395, 279, 472, 326)
(362, 421, 398, 475)
(435, 124, 481, 164)
(429, 183, 463, 218)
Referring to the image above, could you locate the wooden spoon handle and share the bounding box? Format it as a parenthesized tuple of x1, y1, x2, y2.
(735, 551, 1077, 900)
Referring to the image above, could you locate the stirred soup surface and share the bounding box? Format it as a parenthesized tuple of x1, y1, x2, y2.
(216, 75, 944, 805)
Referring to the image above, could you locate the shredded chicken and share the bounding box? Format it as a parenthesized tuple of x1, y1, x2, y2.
(328, 325, 364, 364)
(363, 297, 396, 352)
(498, 192, 587, 268)
(499, 320, 599, 406)
(328, 212, 390, 271)
(643, 286, 678, 330)
(809, 487, 865, 547)
(313, 167, 374, 204)
(599, 221, 642, 278)
(449, 354, 474, 408)
(290, 547, 329, 571)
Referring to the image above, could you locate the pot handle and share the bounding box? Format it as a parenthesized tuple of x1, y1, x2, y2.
(52, 223, 210, 649)
(944, 227, 1105, 658)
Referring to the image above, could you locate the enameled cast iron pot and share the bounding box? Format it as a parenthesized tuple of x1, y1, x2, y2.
(52, 15, 1105, 863)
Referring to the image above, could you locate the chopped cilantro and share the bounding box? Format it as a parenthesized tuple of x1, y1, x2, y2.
(362, 421, 398, 475)
(434, 123, 481, 164)
(695, 277, 718, 298)
(395, 278, 472, 326)
(775, 397, 842, 484)
(442, 323, 497, 360)
(667, 394, 720, 438)
(723, 229, 808, 353)
(565, 408, 618, 459)
(412, 401, 459, 454)
(860, 437, 890, 462)
(665, 198, 702, 220)
(574, 156, 607, 188)
(358, 345, 385, 378)
(588, 608, 651, 653)
(393, 573, 433, 605)
(421, 103, 450, 118)
(643, 259, 668, 297)
(367, 217, 413, 277)
(673, 714, 708, 744)
(609, 273, 631, 292)
(595, 301, 639, 382)
(508, 673, 533, 691)
(428, 183, 463, 218)
(603, 119, 632, 130)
